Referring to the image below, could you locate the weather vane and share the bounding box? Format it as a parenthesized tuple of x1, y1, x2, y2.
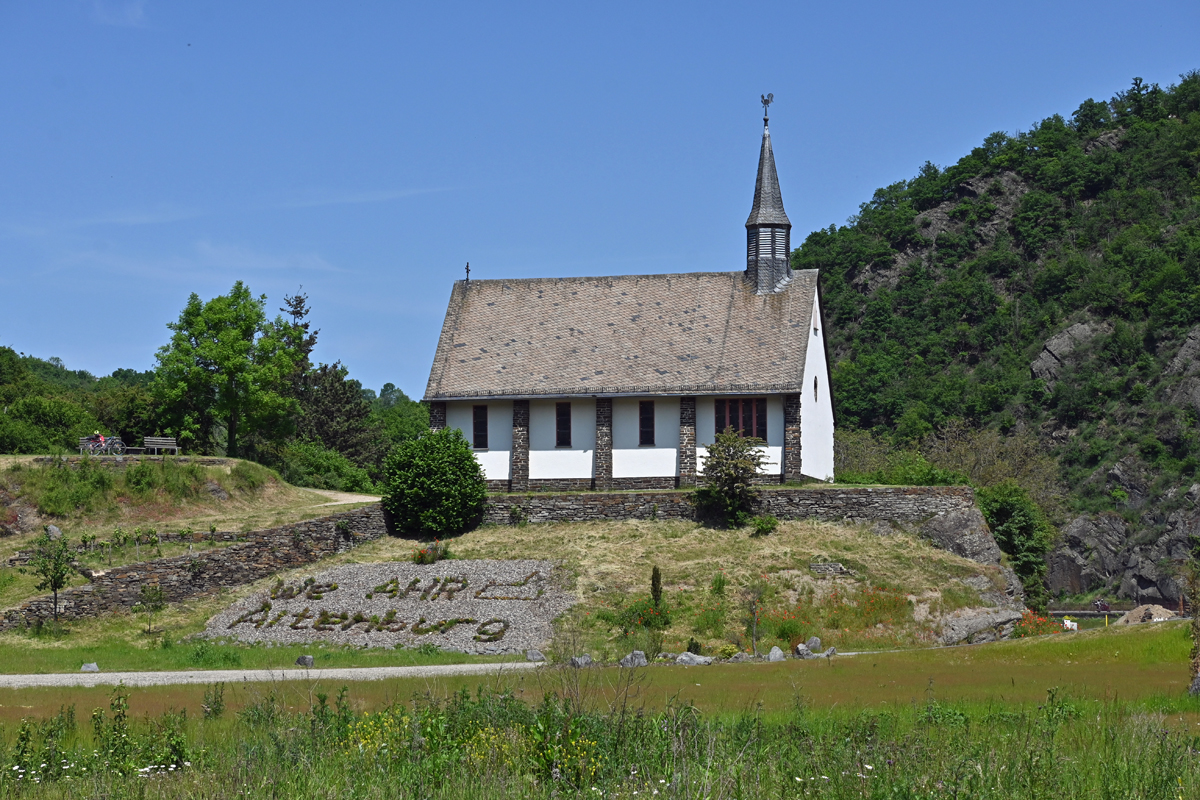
(465, 262, 470, 284)
(761, 93, 773, 120)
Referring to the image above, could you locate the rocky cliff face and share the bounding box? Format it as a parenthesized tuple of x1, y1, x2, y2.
(1048, 484, 1200, 606)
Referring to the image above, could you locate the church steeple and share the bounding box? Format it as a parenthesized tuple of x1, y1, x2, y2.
(745, 94, 792, 294)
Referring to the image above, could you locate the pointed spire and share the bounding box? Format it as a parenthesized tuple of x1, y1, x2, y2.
(744, 97, 792, 294)
(746, 118, 791, 227)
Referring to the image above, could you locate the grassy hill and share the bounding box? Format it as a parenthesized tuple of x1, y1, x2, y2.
(2, 455, 1029, 671)
(800, 72, 1200, 605)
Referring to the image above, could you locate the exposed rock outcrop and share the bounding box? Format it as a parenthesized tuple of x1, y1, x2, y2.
(1048, 493, 1200, 606)
(853, 172, 1032, 294)
(1030, 321, 1111, 389)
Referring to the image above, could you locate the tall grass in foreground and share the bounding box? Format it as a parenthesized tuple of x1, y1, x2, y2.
(2, 680, 1199, 799)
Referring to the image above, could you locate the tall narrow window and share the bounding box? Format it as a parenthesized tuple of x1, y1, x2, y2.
(714, 398, 767, 439)
(555, 402, 572, 447)
(813, 376, 819, 402)
(639, 400, 655, 446)
(472, 405, 489, 449)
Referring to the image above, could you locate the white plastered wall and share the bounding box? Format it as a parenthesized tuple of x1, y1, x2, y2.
(800, 291, 836, 481)
(695, 395, 783, 476)
(446, 400, 513, 480)
(529, 398, 596, 479)
(612, 397, 680, 478)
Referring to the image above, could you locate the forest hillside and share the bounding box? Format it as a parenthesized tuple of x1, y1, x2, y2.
(797, 72, 1200, 606)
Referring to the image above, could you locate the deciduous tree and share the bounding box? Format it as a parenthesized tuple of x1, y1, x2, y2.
(151, 282, 303, 456)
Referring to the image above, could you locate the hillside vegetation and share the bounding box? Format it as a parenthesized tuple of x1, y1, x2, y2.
(802, 73, 1200, 603)
(0, 288, 429, 493)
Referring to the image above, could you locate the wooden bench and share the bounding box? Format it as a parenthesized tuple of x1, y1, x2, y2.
(143, 436, 180, 455)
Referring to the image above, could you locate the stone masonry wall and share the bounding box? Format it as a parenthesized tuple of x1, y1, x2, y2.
(3, 486, 1000, 630)
(484, 485, 979, 525)
(0, 505, 390, 632)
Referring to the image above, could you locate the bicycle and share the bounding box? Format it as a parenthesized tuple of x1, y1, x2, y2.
(86, 437, 127, 456)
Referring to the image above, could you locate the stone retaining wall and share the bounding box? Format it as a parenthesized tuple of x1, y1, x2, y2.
(0, 505, 389, 631)
(3, 485, 1004, 630)
(484, 485, 979, 526)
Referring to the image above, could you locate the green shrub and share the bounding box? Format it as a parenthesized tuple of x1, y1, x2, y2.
(762, 608, 810, 644)
(837, 450, 967, 486)
(274, 440, 377, 493)
(716, 642, 740, 659)
(0, 415, 51, 453)
(124, 462, 157, 493)
(692, 600, 726, 637)
(977, 480, 1054, 612)
(36, 458, 114, 515)
(693, 428, 767, 527)
(710, 571, 728, 596)
(5, 395, 98, 451)
(600, 595, 672, 634)
(380, 428, 486, 537)
(749, 514, 778, 536)
(230, 460, 272, 492)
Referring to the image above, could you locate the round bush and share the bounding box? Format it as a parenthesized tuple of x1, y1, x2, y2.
(380, 427, 486, 537)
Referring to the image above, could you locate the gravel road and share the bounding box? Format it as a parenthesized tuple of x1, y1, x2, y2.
(0, 661, 540, 689)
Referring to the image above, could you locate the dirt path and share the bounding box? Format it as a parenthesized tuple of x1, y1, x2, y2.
(0, 661, 539, 689)
(304, 488, 382, 506)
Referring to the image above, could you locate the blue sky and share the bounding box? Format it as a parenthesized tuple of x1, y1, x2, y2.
(2, 1, 1197, 398)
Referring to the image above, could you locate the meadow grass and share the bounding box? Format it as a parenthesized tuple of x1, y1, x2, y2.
(1, 626, 1198, 799)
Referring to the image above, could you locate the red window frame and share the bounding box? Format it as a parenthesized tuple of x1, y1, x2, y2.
(715, 398, 767, 440)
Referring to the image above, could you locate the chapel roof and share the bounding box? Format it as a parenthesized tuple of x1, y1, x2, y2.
(423, 269, 819, 401)
(745, 122, 791, 228)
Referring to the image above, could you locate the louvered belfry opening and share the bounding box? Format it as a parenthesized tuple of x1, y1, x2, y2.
(745, 110, 793, 295)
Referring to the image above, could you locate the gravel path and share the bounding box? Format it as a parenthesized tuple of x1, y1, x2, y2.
(0, 662, 540, 689)
(302, 488, 382, 506)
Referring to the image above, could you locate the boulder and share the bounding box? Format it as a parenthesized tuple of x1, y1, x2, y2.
(619, 650, 648, 668)
(767, 646, 786, 662)
(805, 636, 821, 651)
(821, 647, 837, 658)
(726, 651, 753, 663)
(918, 508, 1003, 566)
(295, 655, 314, 668)
(939, 608, 1024, 645)
(1190, 675, 1200, 697)
(80, 662, 99, 672)
(525, 649, 546, 662)
(675, 652, 713, 666)
(45, 525, 62, 541)
(569, 654, 593, 668)
(793, 644, 819, 660)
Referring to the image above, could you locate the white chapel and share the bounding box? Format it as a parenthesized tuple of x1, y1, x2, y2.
(423, 104, 835, 490)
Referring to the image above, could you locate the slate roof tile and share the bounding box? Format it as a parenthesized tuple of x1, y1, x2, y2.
(423, 270, 819, 400)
